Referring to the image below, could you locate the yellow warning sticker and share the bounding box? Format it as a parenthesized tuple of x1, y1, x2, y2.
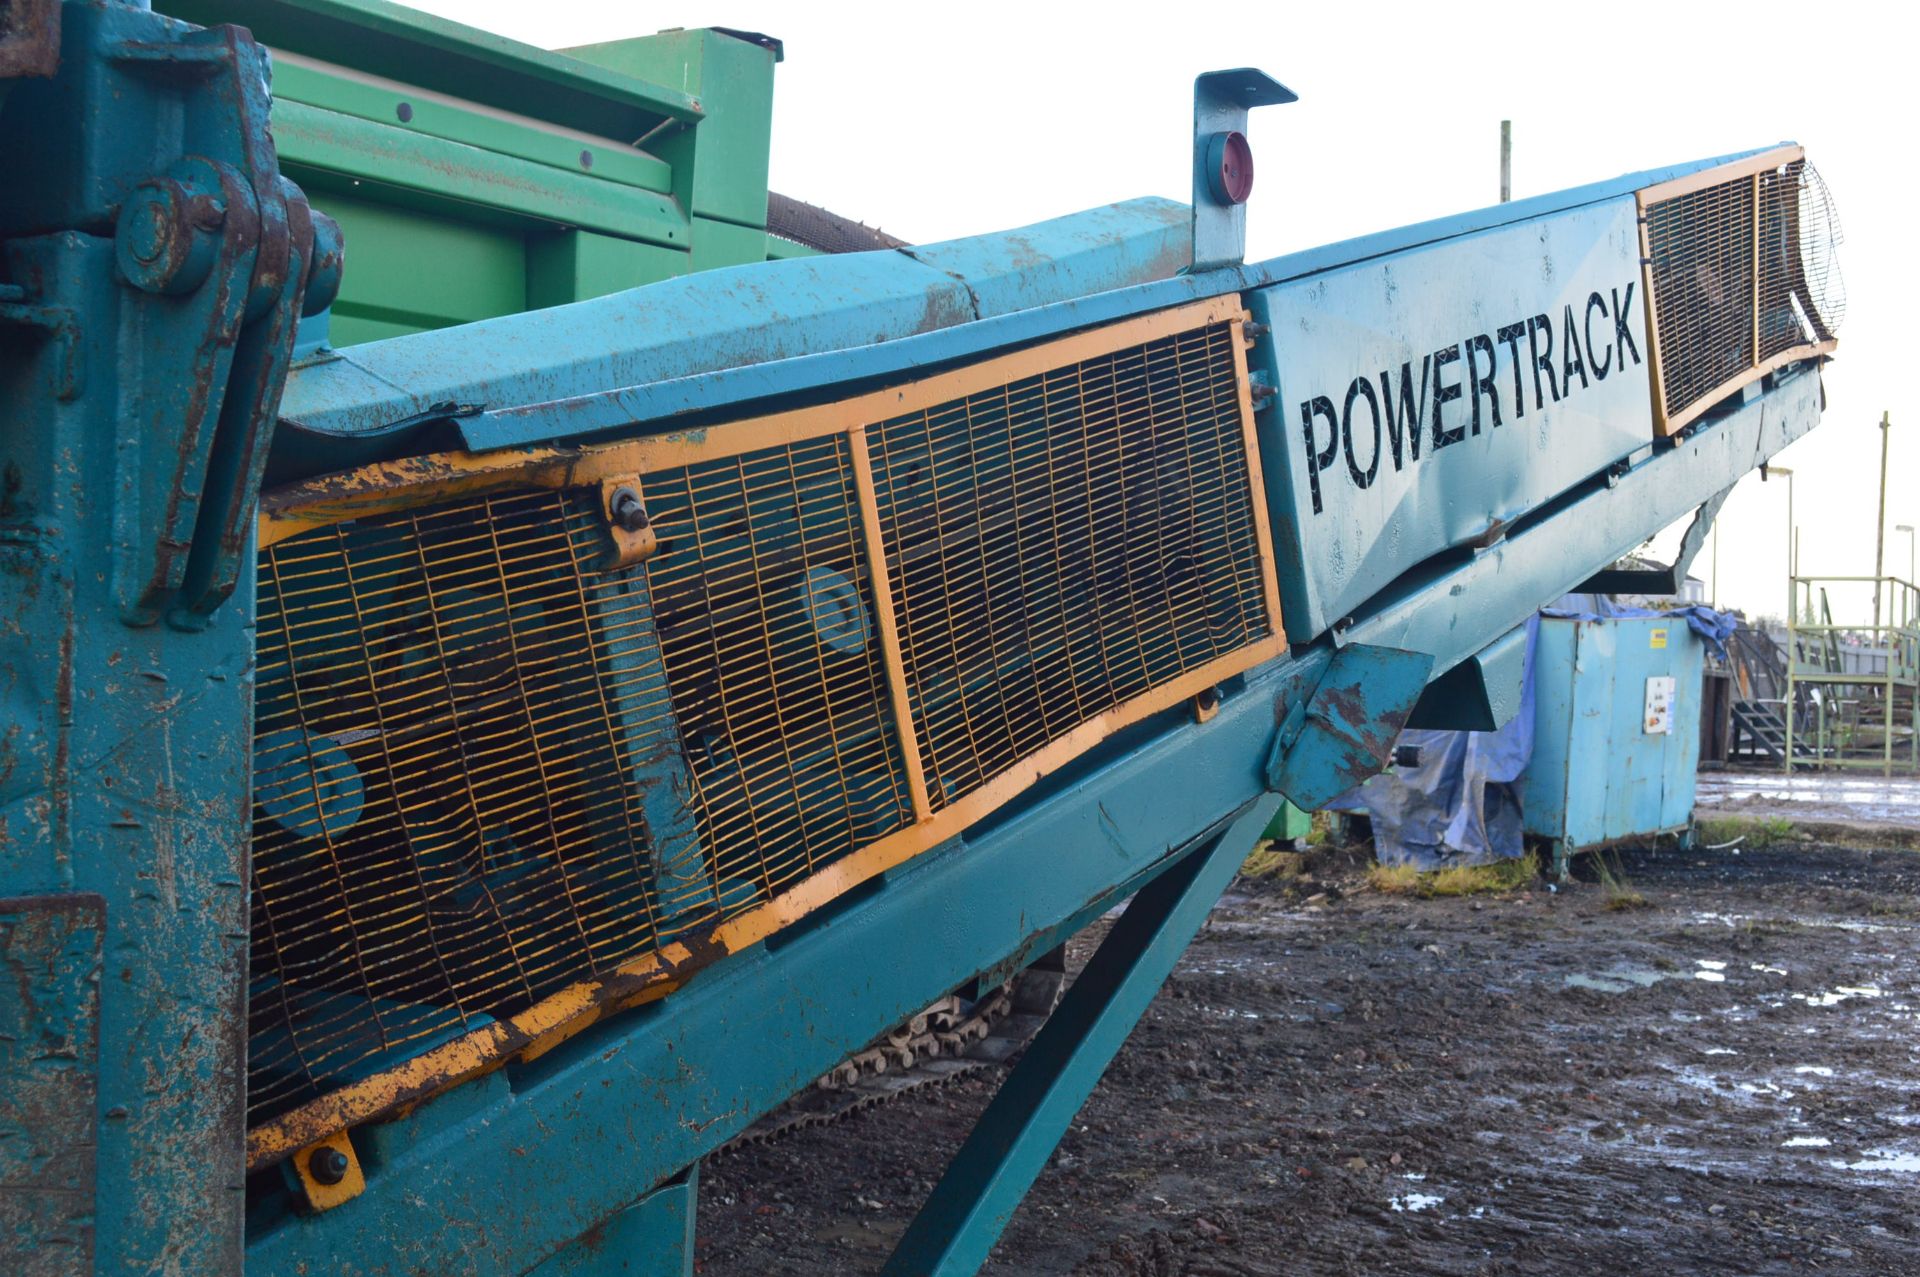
(1650, 627, 1669, 649)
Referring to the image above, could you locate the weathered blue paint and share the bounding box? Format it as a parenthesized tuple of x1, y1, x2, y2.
(272, 196, 1193, 473)
(1247, 196, 1652, 640)
(3, 17, 1837, 1268)
(451, 146, 1783, 458)
(1266, 642, 1434, 811)
(268, 144, 1782, 467)
(0, 5, 324, 1270)
(1346, 366, 1822, 678)
(244, 666, 1292, 1273)
(523, 1168, 697, 1277)
(0, 893, 104, 1267)
(879, 797, 1282, 1277)
(1520, 615, 1705, 873)
(1407, 623, 1530, 732)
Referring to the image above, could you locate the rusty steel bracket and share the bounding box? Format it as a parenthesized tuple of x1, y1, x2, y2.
(600, 474, 659, 568)
(96, 24, 337, 627)
(1264, 642, 1433, 810)
(0, 0, 60, 83)
(288, 1131, 365, 1213)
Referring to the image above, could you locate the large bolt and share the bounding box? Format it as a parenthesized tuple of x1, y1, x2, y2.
(308, 1145, 350, 1186)
(609, 487, 649, 533)
(115, 161, 227, 297)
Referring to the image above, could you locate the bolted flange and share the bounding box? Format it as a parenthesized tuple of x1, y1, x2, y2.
(114, 157, 233, 296)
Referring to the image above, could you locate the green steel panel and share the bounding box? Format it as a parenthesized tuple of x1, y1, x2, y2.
(528, 231, 689, 311)
(689, 216, 770, 274)
(766, 235, 822, 261)
(1262, 801, 1312, 841)
(566, 29, 775, 230)
(314, 192, 526, 344)
(268, 55, 674, 194)
(274, 101, 691, 249)
(155, 0, 703, 135)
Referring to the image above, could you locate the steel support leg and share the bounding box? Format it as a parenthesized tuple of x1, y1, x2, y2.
(880, 794, 1280, 1277)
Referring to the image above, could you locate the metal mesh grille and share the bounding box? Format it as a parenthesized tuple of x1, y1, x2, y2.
(1758, 160, 1845, 361)
(869, 322, 1267, 810)
(1645, 159, 1843, 420)
(1645, 174, 1755, 416)
(642, 434, 915, 901)
(249, 490, 683, 1124)
(247, 307, 1272, 1131)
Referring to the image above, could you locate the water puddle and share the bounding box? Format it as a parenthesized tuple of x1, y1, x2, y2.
(1199, 1005, 1262, 1021)
(1390, 1192, 1445, 1213)
(1695, 959, 1728, 983)
(1566, 964, 1670, 993)
(1691, 910, 1901, 934)
(1794, 985, 1884, 1008)
(1793, 1065, 1835, 1077)
(1828, 1149, 1920, 1174)
(1783, 1136, 1832, 1147)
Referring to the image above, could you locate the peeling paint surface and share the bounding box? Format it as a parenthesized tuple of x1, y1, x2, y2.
(0, 894, 102, 1276)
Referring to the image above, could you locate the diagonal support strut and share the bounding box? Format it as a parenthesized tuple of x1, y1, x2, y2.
(879, 794, 1282, 1277)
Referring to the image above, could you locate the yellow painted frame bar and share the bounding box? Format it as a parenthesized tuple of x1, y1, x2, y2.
(848, 424, 933, 822)
(1634, 143, 1802, 207)
(247, 296, 1287, 1174)
(260, 297, 1252, 548)
(1636, 144, 1835, 438)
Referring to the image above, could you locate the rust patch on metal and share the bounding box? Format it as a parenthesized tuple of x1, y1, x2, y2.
(0, 0, 60, 81)
(0, 893, 103, 1266)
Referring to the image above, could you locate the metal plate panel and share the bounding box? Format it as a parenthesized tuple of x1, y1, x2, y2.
(1251, 197, 1653, 639)
(0, 894, 103, 1277)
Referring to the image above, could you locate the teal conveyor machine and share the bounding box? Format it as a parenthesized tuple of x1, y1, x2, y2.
(0, 3, 1844, 1272)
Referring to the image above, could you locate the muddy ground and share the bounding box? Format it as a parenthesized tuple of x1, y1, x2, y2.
(698, 839, 1920, 1275)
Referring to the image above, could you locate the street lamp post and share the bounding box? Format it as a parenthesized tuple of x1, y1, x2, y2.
(1769, 465, 1795, 624)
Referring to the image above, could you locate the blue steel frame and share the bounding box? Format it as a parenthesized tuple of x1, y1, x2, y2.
(3, 4, 1834, 1269)
(243, 365, 1823, 1275)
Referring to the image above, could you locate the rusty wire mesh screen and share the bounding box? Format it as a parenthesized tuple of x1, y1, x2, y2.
(1758, 160, 1845, 361)
(1646, 160, 1843, 419)
(868, 322, 1268, 810)
(248, 313, 1272, 1127)
(1645, 174, 1756, 417)
(249, 490, 685, 1124)
(641, 434, 915, 901)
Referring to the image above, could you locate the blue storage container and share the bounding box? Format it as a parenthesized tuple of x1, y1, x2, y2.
(1520, 614, 1703, 875)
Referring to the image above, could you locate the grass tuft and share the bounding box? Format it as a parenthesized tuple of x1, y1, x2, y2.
(1240, 841, 1307, 881)
(1698, 815, 1800, 850)
(1592, 851, 1649, 911)
(1366, 852, 1539, 898)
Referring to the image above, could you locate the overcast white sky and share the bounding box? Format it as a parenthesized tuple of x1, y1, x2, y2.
(406, 1, 1911, 622)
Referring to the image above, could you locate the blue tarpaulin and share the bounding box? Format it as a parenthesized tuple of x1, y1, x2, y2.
(1341, 601, 1735, 868)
